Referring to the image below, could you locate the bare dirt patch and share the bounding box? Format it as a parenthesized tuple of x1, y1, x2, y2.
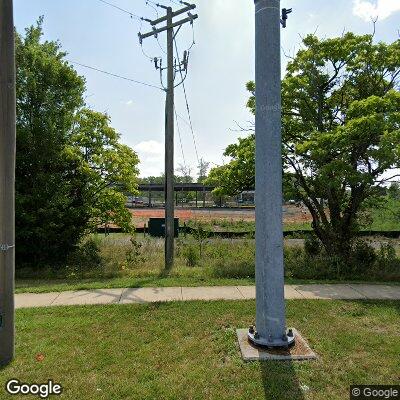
(130, 205, 312, 228)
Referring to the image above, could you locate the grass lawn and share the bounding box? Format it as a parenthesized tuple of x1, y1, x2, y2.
(1, 300, 399, 399)
(14, 275, 255, 294)
(14, 276, 400, 294)
(369, 197, 400, 231)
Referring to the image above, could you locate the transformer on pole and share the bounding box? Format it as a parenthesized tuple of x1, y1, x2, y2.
(247, 0, 295, 348)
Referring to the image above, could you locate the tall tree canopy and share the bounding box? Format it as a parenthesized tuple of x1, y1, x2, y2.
(16, 20, 139, 267)
(207, 32, 400, 257)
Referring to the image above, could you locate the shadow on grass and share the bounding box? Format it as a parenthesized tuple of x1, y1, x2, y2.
(260, 361, 304, 400)
(0, 360, 12, 371)
(158, 269, 172, 279)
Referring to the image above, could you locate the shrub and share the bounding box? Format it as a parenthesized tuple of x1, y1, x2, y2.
(183, 245, 200, 267)
(349, 241, 376, 275)
(284, 247, 342, 280)
(375, 243, 400, 279)
(304, 234, 322, 256)
(123, 238, 144, 269)
(66, 238, 103, 270)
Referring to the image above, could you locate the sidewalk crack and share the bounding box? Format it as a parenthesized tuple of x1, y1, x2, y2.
(50, 292, 61, 306)
(236, 286, 245, 299)
(292, 285, 307, 299)
(118, 288, 126, 304)
(346, 284, 367, 299)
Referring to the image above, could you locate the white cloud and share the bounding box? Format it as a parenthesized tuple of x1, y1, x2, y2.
(120, 99, 134, 106)
(134, 140, 163, 155)
(134, 140, 164, 177)
(353, 0, 400, 21)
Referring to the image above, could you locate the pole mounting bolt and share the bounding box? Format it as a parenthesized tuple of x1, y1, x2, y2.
(281, 8, 293, 28)
(0, 244, 15, 252)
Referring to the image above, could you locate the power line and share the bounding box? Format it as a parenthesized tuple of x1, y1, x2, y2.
(173, 37, 200, 164)
(145, 0, 159, 17)
(175, 110, 190, 127)
(174, 105, 187, 168)
(145, 0, 162, 8)
(96, 0, 142, 19)
(68, 60, 163, 90)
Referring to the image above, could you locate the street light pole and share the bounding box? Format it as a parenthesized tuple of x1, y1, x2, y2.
(248, 0, 294, 347)
(0, 0, 16, 365)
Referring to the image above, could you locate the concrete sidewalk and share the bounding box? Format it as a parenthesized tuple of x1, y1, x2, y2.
(15, 284, 400, 309)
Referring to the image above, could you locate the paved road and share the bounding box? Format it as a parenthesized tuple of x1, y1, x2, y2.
(15, 284, 400, 309)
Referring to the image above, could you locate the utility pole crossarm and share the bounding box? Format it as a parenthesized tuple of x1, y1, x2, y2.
(139, 14, 198, 41)
(150, 4, 196, 26)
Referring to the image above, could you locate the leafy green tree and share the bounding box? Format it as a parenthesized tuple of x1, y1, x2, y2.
(16, 20, 139, 267)
(387, 183, 400, 200)
(208, 33, 400, 257)
(139, 175, 165, 185)
(206, 136, 255, 196)
(69, 109, 139, 231)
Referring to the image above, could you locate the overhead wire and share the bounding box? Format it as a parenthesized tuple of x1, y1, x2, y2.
(97, 0, 142, 19)
(68, 60, 163, 90)
(173, 36, 200, 164)
(175, 110, 191, 127)
(96, 0, 160, 62)
(146, 0, 162, 8)
(138, 0, 201, 174)
(187, 21, 196, 51)
(174, 105, 187, 169)
(145, 0, 168, 55)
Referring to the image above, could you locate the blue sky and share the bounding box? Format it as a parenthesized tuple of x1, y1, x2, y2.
(14, 0, 400, 177)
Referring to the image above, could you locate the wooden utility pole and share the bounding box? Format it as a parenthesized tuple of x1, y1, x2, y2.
(165, 6, 174, 268)
(139, 4, 198, 269)
(0, 0, 16, 365)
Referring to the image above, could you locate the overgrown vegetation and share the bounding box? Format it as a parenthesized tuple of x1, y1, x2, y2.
(16, 235, 400, 292)
(16, 20, 139, 268)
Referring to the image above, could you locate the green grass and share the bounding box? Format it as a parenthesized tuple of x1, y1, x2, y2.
(368, 197, 400, 231)
(15, 234, 400, 293)
(15, 276, 400, 294)
(0, 300, 399, 399)
(186, 219, 312, 233)
(14, 276, 255, 294)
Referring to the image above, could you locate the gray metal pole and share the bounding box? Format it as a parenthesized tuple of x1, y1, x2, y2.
(248, 0, 294, 347)
(165, 6, 175, 269)
(0, 0, 16, 365)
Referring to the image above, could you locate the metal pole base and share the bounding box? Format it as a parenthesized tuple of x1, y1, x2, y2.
(247, 326, 295, 348)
